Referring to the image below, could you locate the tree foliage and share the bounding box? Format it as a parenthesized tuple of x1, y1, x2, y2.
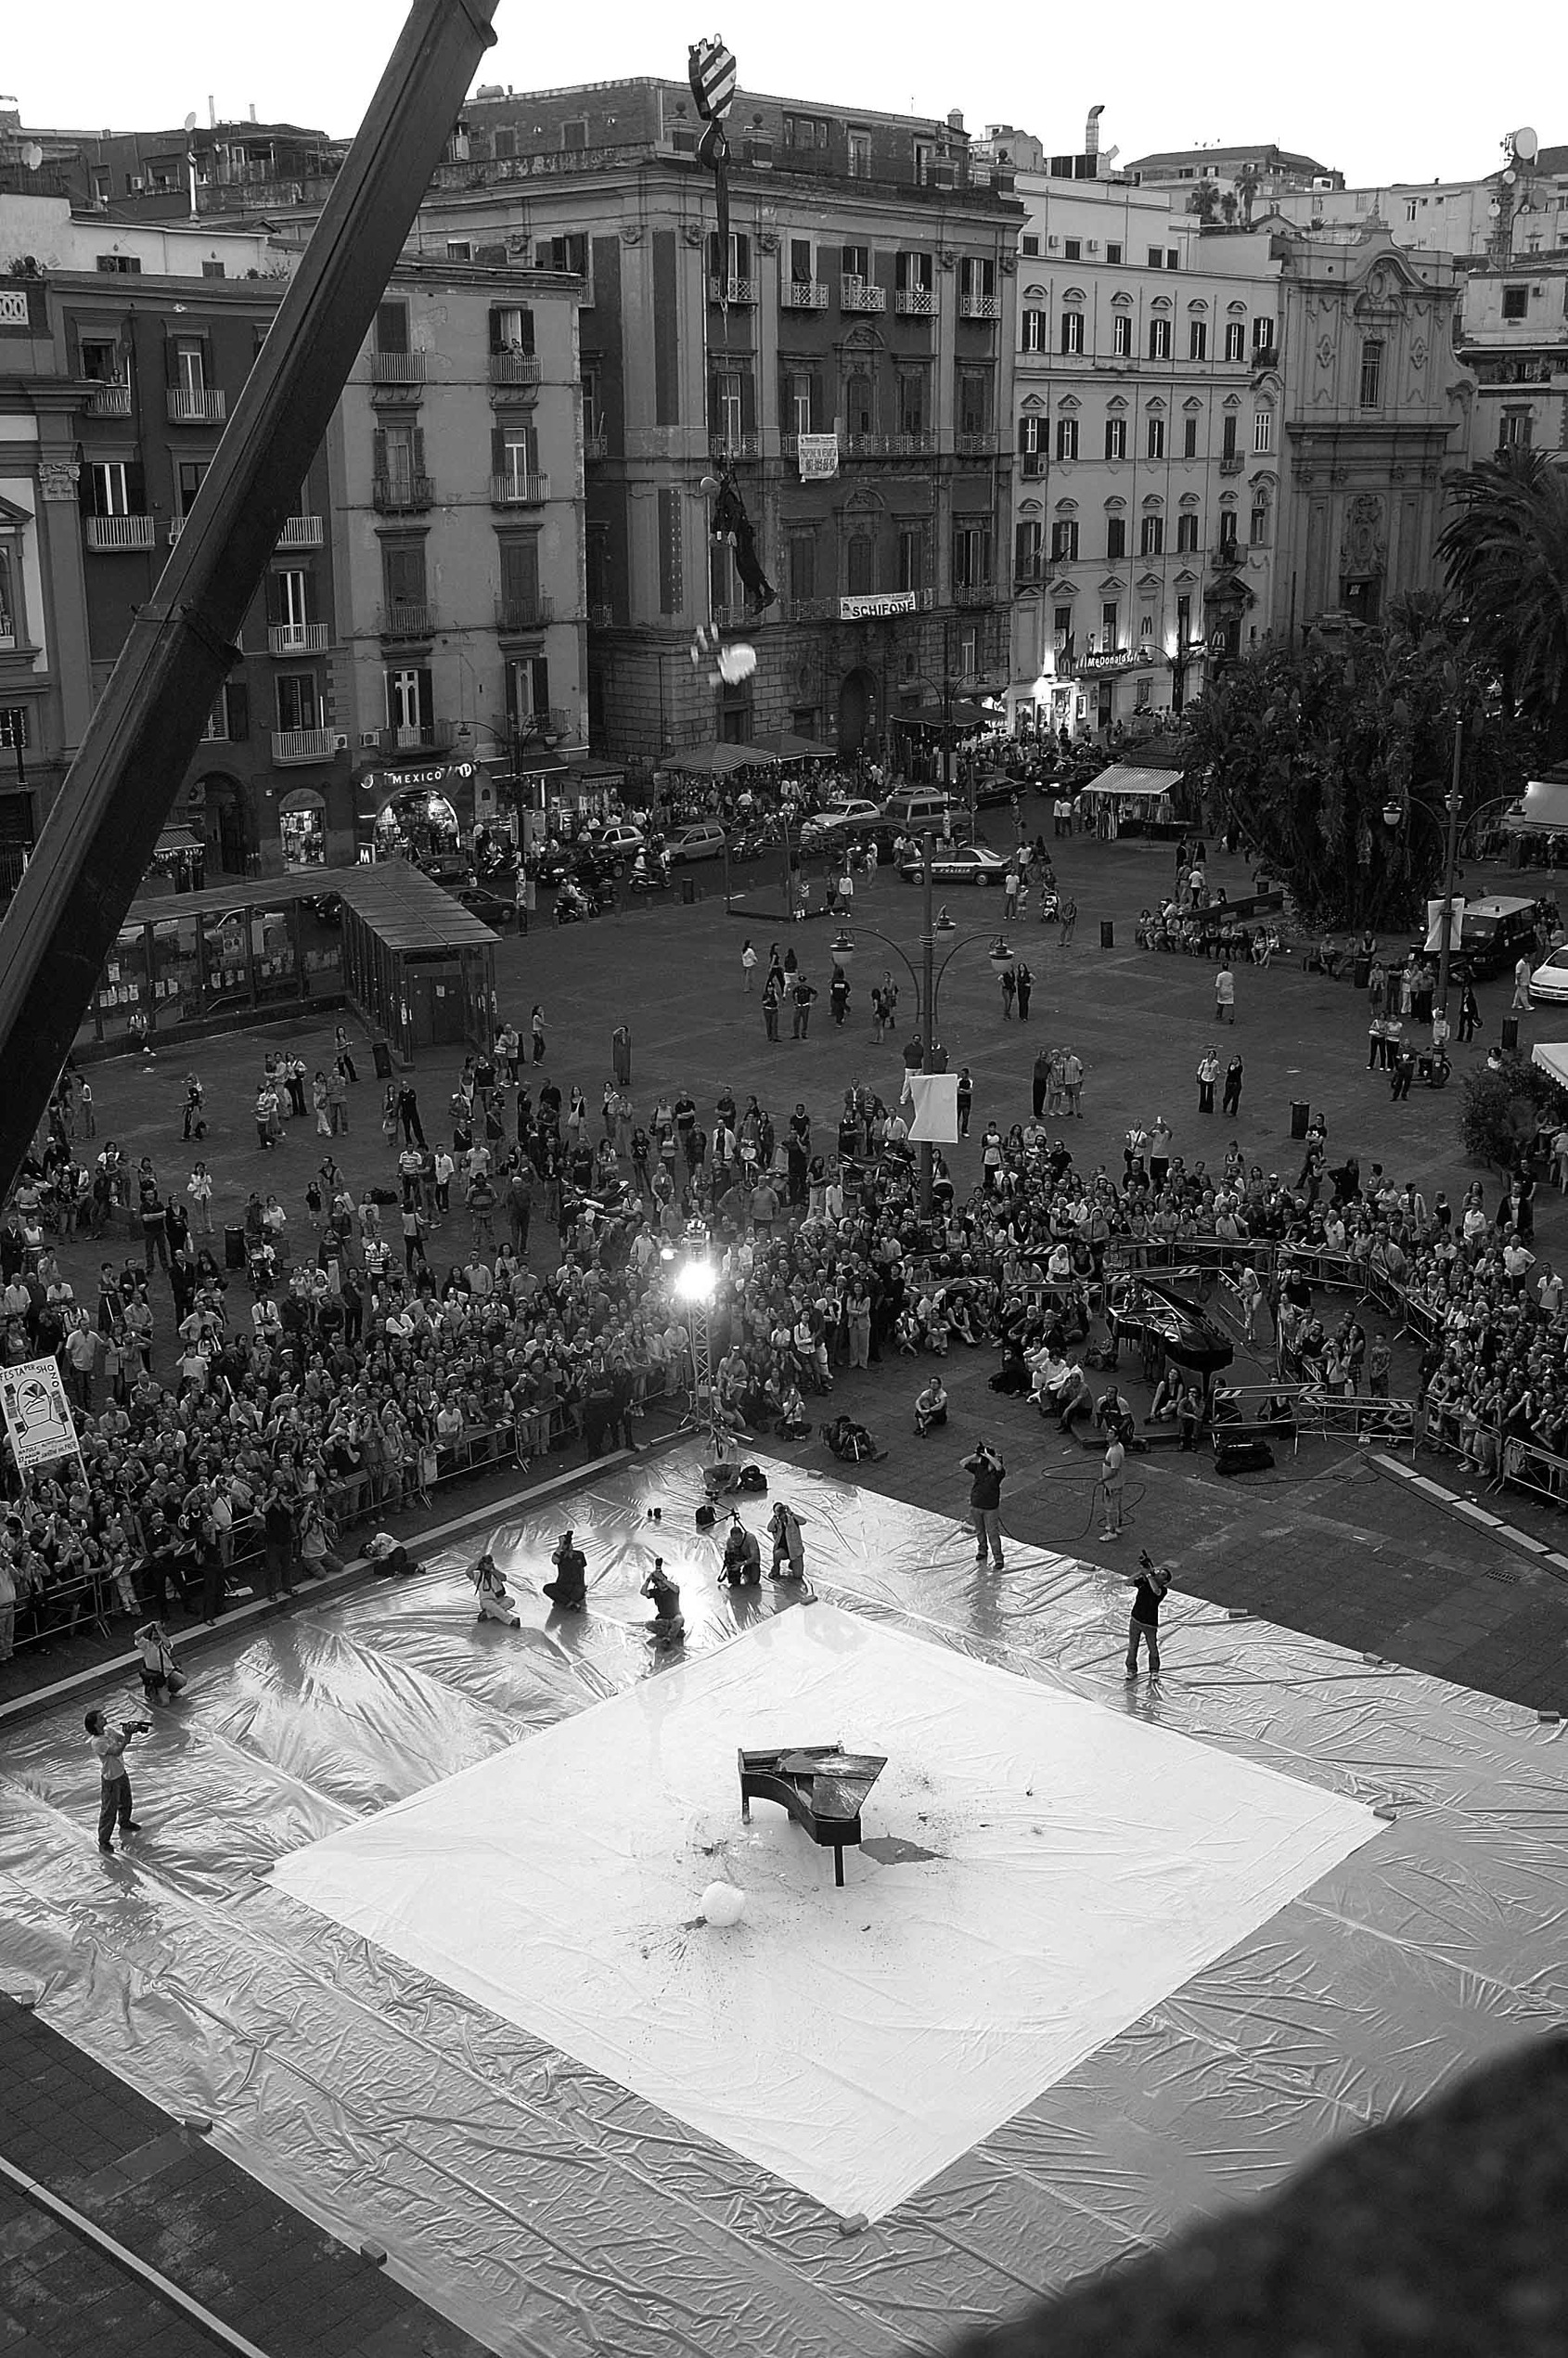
(1437, 448, 1568, 759)
(1178, 610, 1538, 930)
(1459, 1053, 1556, 1174)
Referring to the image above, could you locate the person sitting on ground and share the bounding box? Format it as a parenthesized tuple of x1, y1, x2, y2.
(776, 1382, 812, 1440)
(133, 1618, 186, 1704)
(542, 1529, 587, 1611)
(990, 1339, 1032, 1395)
(469, 1550, 521, 1628)
(1149, 1369, 1184, 1424)
(641, 1556, 685, 1649)
(914, 1374, 949, 1437)
(1054, 1360, 1094, 1435)
(719, 1513, 763, 1586)
(1176, 1381, 1206, 1451)
(826, 1412, 885, 1463)
(1094, 1381, 1139, 1449)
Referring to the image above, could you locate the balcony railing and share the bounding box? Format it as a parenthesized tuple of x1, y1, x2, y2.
(894, 287, 935, 316)
(276, 514, 326, 548)
(958, 292, 1002, 321)
(1211, 539, 1242, 564)
(84, 515, 157, 551)
(370, 350, 426, 386)
(272, 728, 340, 765)
(495, 595, 555, 632)
(1015, 558, 1044, 586)
(709, 434, 759, 464)
(953, 582, 996, 607)
(841, 431, 939, 459)
(378, 603, 435, 640)
(375, 720, 456, 755)
(708, 276, 758, 307)
(489, 350, 541, 386)
(1218, 453, 1246, 475)
(166, 387, 227, 425)
(583, 432, 609, 462)
(587, 602, 616, 627)
(779, 595, 839, 624)
(781, 280, 829, 310)
(268, 621, 328, 656)
(85, 380, 132, 417)
(840, 276, 886, 314)
(490, 472, 550, 506)
(372, 472, 434, 512)
(954, 431, 1000, 457)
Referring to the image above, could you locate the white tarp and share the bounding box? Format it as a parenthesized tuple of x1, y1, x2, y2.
(1533, 1041, 1568, 1089)
(1077, 766, 1182, 801)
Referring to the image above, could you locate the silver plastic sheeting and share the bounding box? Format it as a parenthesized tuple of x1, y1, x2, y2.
(3, 1446, 1567, 2358)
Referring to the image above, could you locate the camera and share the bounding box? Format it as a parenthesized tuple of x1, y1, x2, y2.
(125, 1719, 152, 1736)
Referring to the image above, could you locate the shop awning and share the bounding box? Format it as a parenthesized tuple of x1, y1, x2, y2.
(895, 698, 990, 733)
(750, 730, 837, 761)
(562, 754, 626, 784)
(1510, 776, 1568, 836)
(150, 825, 202, 854)
(1533, 1042, 1568, 1091)
(662, 742, 776, 776)
(1078, 764, 1184, 800)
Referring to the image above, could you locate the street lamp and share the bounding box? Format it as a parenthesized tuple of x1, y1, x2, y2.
(1382, 718, 1467, 1024)
(829, 833, 1013, 1214)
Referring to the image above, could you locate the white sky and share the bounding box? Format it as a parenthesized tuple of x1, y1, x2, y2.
(5, 0, 1557, 188)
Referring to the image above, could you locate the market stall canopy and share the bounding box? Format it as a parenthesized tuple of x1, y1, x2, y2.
(662, 742, 776, 776)
(1078, 764, 1185, 800)
(561, 754, 627, 785)
(749, 730, 837, 761)
(1532, 1041, 1568, 1091)
(1510, 772, 1568, 836)
(896, 698, 991, 732)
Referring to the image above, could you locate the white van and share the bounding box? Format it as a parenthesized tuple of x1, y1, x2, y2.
(880, 788, 957, 831)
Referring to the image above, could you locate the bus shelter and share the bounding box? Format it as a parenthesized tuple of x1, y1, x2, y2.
(338, 862, 497, 1063)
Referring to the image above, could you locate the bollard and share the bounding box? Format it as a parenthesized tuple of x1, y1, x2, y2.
(1099, 919, 1113, 950)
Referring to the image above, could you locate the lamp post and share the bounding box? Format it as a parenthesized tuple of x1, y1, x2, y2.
(897, 638, 1005, 844)
(828, 831, 1012, 1213)
(1383, 718, 1470, 1025)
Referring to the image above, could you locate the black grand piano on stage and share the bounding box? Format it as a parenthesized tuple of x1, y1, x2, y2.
(738, 1745, 888, 1886)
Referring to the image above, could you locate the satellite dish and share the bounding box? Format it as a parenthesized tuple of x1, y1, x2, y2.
(19, 142, 43, 172)
(1513, 126, 1538, 162)
(184, 111, 198, 134)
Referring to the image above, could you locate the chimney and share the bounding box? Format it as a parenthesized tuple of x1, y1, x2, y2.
(1085, 103, 1104, 155)
(946, 109, 964, 134)
(208, 94, 215, 128)
(249, 102, 257, 123)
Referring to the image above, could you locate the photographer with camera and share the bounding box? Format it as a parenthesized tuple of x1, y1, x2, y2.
(960, 1440, 1007, 1570)
(1121, 1553, 1174, 1680)
(84, 1707, 150, 1853)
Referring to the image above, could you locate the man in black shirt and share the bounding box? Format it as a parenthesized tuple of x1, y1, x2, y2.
(960, 1441, 1006, 1569)
(1123, 1551, 1173, 1678)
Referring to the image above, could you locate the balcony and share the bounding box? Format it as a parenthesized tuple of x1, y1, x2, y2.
(268, 622, 328, 656)
(377, 603, 435, 641)
(272, 728, 340, 765)
(953, 582, 996, 608)
(778, 595, 839, 624)
(490, 472, 550, 507)
(584, 432, 609, 462)
(374, 721, 457, 756)
(276, 514, 326, 548)
(781, 280, 829, 311)
(84, 515, 157, 552)
(371, 350, 426, 387)
(372, 471, 434, 513)
(840, 276, 886, 314)
(1020, 453, 1047, 479)
(958, 293, 1002, 321)
(708, 276, 758, 307)
(1210, 540, 1242, 566)
(495, 594, 555, 632)
(85, 380, 132, 417)
(166, 387, 227, 426)
(1218, 453, 1246, 476)
(894, 287, 935, 317)
(954, 431, 1000, 458)
(587, 602, 616, 628)
(709, 434, 760, 465)
(1015, 558, 1044, 586)
(489, 350, 541, 387)
(841, 432, 939, 460)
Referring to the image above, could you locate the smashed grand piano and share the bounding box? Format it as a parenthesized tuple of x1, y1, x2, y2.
(738, 1745, 888, 1886)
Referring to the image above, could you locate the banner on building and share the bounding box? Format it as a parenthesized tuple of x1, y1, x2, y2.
(839, 592, 919, 622)
(1, 1353, 82, 1475)
(901, 1070, 961, 1142)
(797, 433, 840, 482)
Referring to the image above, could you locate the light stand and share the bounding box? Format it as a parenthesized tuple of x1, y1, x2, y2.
(668, 1219, 727, 1453)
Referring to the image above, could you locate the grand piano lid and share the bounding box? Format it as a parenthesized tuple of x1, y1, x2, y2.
(1125, 1277, 1235, 1374)
(778, 1748, 889, 1817)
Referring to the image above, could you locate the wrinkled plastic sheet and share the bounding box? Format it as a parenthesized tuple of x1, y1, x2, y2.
(3, 1446, 1567, 2358)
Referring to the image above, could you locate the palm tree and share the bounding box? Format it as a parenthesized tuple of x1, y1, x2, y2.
(1186, 180, 1220, 225)
(1439, 448, 1568, 756)
(1232, 160, 1263, 226)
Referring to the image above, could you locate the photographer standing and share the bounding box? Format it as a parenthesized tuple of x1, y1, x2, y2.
(1122, 1553, 1173, 1679)
(960, 1441, 1007, 1570)
(84, 1707, 148, 1852)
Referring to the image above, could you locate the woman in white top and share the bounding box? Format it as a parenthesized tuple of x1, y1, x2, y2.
(186, 1163, 214, 1234)
(740, 939, 758, 992)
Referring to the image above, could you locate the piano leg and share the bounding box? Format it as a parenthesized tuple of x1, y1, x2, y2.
(833, 1845, 844, 1888)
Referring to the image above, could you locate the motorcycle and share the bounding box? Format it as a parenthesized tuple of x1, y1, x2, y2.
(628, 860, 671, 894)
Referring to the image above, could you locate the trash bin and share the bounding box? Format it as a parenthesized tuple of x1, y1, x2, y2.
(681, 877, 698, 906)
(1353, 956, 1372, 991)
(1501, 1015, 1521, 1053)
(1290, 1101, 1310, 1141)
(1099, 919, 1114, 949)
(225, 1224, 247, 1271)
(371, 1039, 393, 1081)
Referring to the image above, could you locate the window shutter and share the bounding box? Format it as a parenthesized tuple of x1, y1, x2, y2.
(488, 306, 505, 355)
(707, 231, 720, 277)
(125, 460, 147, 515)
(376, 301, 408, 354)
(518, 305, 534, 355)
(373, 427, 388, 478)
(226, 679, 249, 741)
(162, 340, 179, 388)
(78, 466, 96, 517)
(490, 425, 507, 477)
(416, 665, 433, 726)
(412, 427, 426, 477)
(530, 656, 550, 715)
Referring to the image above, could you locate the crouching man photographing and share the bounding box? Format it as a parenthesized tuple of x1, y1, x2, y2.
(84, 1707, 150, 1853)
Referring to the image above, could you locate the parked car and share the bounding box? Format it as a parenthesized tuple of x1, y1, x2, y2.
(453, 884, 520, 928)
(1413, 894, 1543, 983)
(665, 822, 728, 863)
(897, 844, 1010, 887)
(591, 823, 648, 866)
(1529, 947, 1568, 1004)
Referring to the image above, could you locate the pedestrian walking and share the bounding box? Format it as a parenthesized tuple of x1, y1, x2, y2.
(334, 1023, 359, 1083)
(999, 964, 1017, 1019)
(85, 1707, 148, 1852)
(960, 1441, 1007, 1569)
(1458, 980, 1481, 1044)
(1513, 954, 1532, 1012)
(531, 1005, 546, 1063)
(1222, 1053, 1244, 1118)
(1196, 1048, 1219, 1114)
(790, 975, 818, 1038)
(611, 1024, 633, 1087)
(1015, 961, 1033, 1020)
(1060, 1048, 1084, 1117)
(1060, 895, 1077, 947)
(396, 1083, 426, 1147)
(741, 939, 758, 992)
(1215, 960, 1236, 1024)
(1122, 1551, 1172, 1677)
(1032, 1046, 1052, 1118)
(763, 973, 782, 1042)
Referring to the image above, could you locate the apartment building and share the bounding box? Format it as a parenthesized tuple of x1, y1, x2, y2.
(391, 79, 1022, 762)
(1456, 255, 1568, 463)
